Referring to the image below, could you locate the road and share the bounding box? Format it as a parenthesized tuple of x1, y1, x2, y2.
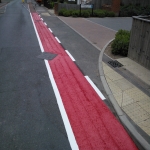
(0, 0, 138, 150)
(0, 0, 71, 149)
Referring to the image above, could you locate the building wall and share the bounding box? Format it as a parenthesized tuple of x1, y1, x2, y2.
(121, 0, 150, 6)
(128, 16, 150, 70)
(92, 0, 150, 9)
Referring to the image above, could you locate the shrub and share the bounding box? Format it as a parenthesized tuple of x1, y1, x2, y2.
(93, 10, 105, 17)
(72, 10, 80, 17)
(58, 9, 71, 17)
(58, 9, 66, 16)
(105, 11, 115, 17)
(120, 4, 150, 17)
(81, 10, 90, 18)
(63, 10, 71, 17)
(111, 30, 130, 56)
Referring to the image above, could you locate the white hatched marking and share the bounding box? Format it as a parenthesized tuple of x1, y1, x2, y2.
(48, 28, 53, 32)
(55, 37, 61, 43)
(65, 50, 76, 61)
(85, 76, 106, 100)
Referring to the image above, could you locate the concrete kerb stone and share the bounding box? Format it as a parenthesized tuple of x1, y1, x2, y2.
(99, 39, 150, 150)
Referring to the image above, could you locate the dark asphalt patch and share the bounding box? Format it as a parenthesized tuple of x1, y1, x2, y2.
(37, 52, 57, 60)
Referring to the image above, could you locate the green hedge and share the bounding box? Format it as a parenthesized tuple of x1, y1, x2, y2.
(58, 9, 115, 18)
(111, 30, 130, 56)
(120, 4, 150, 17)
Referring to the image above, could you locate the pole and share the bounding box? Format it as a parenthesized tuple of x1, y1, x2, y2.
(92, 4, 94, 16)
(80, 4, 81, 17)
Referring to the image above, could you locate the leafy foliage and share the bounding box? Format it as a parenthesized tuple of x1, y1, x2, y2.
(72, 10, 80, 17)
(111, 30, 130, 56)
(120, 4, 150, 17)
(81, 10, 90, 18)
(58, 9, 115, 18)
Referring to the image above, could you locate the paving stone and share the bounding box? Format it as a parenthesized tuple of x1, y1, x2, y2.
(105, 75, 112, 83)
(124, 87, 149, 102)
(138, 118, 150, 136)
(123, 103, 150, 124)
(117, 58, 150, 86)
(107, 81, 122, 94)
(137, 98, 150, 114)
(113, 92, 134, 107)
(113, 78, 134, 91)
(103, 65, 114, 74)
(105, 71, 123, 81)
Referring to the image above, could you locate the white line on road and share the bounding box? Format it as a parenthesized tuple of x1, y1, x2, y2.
(85, 76, 106, 100)
(48, 28, 53, 32)
(55, 37, 61, 43)
(65, 50, 76, 61)
(29, 11, 79, 150)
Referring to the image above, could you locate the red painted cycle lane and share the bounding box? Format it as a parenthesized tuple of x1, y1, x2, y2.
(31, 12, 138, 150)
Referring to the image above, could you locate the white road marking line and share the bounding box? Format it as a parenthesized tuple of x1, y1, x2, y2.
(44, 22, 47, 26)
(48, 28, 53, 32)
(65, 50, 76, 61)
(41, 18, 43, 21)
(30, 13, 44, 52)
(55, 37, 61, 43)
(85, 76, 106, 100)
(30, 11, 79, 150)
(45, 60, 79, 150)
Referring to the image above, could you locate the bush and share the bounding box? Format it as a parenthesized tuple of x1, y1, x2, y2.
(111, 30, 130, 56)
(81, 10, 90, 18)
(58, 9, 71, 17)
(49, 2, 54, 8)
(58, 9, 66, 16)
(72, 10, 80, 17)
(93, 10, 105, 17)
(120, 4, 150, 17)
(63, 10, 71, 17)
(104, 10, 115, 17)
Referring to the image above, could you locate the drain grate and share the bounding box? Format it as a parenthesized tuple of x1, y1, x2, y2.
(108, 60, 123, 68)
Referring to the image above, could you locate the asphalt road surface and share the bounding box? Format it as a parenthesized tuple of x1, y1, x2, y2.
(0, 0, 138, 150)
(0, 0, 71, 149)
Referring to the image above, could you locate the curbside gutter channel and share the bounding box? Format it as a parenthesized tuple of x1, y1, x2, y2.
(99, 39, 150, 150)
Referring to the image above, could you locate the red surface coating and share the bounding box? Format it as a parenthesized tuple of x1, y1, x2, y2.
(31, 13, 138, 150)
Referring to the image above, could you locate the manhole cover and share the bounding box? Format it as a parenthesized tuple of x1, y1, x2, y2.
(108, 60, 123, 68)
